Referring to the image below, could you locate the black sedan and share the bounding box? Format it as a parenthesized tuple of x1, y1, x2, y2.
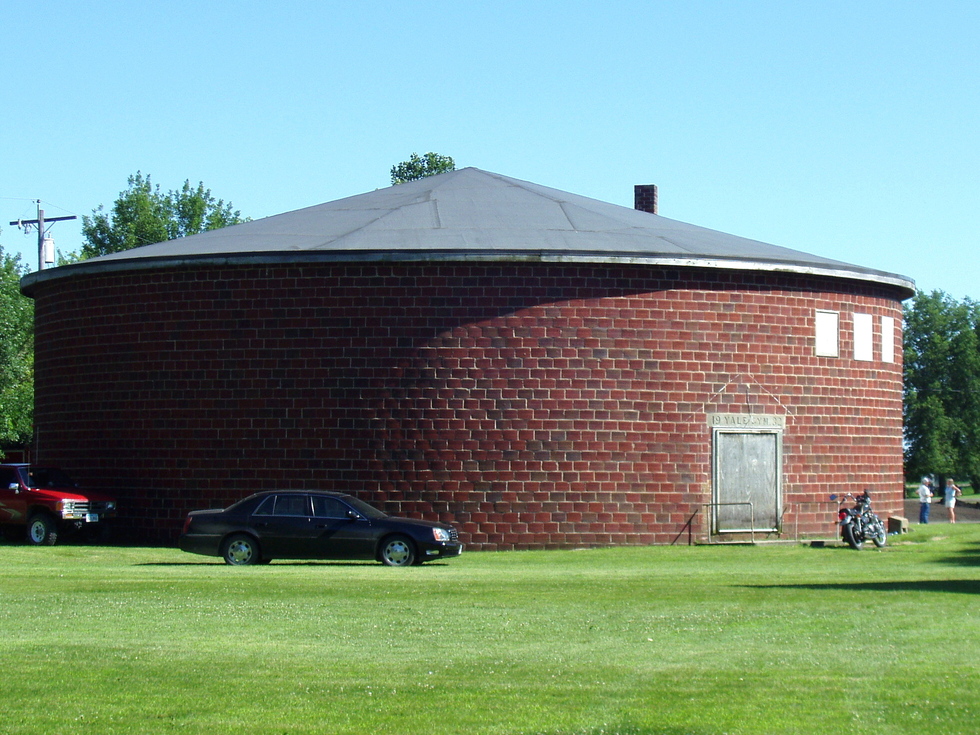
(178, 491, 463, 566)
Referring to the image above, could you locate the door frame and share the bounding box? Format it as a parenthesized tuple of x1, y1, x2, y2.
(709, 416, 784, 535)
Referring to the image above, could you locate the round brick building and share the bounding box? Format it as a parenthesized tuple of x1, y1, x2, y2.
(22, 169, 914, 547)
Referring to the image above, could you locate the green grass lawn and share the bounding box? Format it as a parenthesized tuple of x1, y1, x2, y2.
(1, 528, 979, 735)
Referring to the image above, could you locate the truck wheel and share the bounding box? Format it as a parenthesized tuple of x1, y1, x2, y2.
(26, 514, 58, 546)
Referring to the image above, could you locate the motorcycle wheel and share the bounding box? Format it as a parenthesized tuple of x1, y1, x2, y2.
(871, 518, 887, 548)
(842, 523, 863, 550)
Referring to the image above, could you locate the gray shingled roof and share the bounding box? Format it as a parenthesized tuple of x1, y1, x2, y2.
(22, 168, 914, 294)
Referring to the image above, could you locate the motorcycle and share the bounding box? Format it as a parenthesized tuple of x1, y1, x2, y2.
(831, 491, 887, 550)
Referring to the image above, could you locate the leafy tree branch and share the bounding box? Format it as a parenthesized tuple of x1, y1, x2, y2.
(390, 153, 455, 185)
(79, 173, 247, 259)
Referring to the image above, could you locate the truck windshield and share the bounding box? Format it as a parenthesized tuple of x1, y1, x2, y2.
(24, 467, 78, 489)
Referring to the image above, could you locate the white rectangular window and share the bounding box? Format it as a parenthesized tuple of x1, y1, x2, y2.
(853, 313, 873, 361)
(815, 310, 839, 357)
(881, 316, 895, 363)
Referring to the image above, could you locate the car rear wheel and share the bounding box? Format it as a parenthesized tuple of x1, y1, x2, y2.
(26, 514, 58, 546)
(222, 534, 260, 565)
(379, 535, 417, 566)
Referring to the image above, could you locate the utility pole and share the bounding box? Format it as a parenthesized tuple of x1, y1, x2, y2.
(9, 200, 77, 271)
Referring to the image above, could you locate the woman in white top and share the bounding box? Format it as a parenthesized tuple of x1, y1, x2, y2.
(943, 478, 962, 523)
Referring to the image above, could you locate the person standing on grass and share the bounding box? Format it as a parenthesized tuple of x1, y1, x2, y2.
(917, 476, 933, 524)
(943, 478, 962, 523)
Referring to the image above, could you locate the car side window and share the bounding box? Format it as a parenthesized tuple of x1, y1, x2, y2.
(253, 496, 275, 516)
(312, 497, 349, 519)
(274, 494, 311, 517)
(253, 494, 310, 517)
(0, 468, 17, 488)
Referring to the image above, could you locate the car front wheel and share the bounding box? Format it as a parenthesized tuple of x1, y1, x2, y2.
(222, 534, 260, 565)
(379, 535, 417, 566)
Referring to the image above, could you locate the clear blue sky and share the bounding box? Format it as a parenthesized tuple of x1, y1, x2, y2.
(3, 1, 977, 299)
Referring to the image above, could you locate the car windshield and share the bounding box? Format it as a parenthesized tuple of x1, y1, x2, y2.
(24, 467, 78, 489)
(343, 495, 387, 519)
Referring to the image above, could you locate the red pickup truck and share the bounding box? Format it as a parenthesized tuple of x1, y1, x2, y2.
(0, 464, 118, 545)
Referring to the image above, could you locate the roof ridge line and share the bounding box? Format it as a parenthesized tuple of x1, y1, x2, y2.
(321, 186, 440, 248)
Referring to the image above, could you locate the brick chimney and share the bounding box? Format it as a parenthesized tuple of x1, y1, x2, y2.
(634, 184, 658, 214)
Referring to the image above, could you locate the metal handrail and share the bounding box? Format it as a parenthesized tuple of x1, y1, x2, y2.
(703, 501, 755, 543)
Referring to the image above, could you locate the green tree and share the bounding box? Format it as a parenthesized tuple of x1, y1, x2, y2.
(79, 173, 247, 259)
(903, 290, 980, 486)
(946, 298, 980, 484)
(0, 241, 34, 455)
(390, 152, 456, 185)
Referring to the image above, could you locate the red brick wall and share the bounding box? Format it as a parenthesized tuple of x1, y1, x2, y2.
(30, 262, 907, 547)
